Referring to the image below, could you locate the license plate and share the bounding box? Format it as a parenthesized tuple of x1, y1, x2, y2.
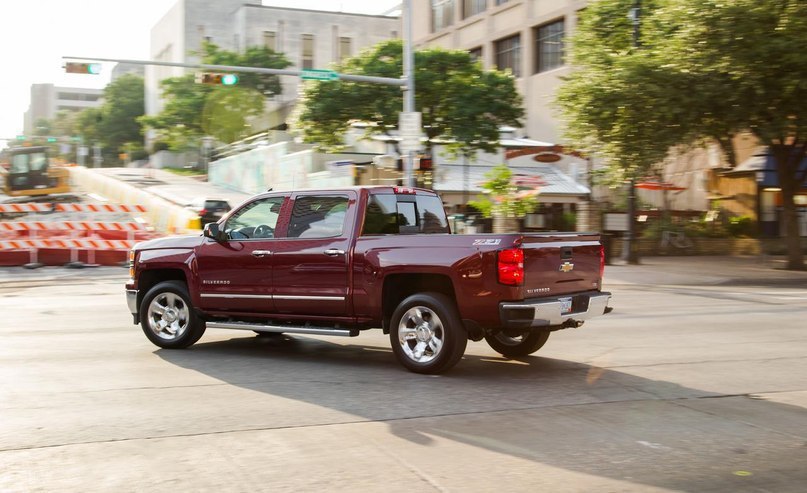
(559, 297, 572, 314)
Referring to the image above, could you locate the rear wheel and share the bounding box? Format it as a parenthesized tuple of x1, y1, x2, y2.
(389, 292, 467, 374)
(140, 281, 205, 349)
(485, 330, 550, 358)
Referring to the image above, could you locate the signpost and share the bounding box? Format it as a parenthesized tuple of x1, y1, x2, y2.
(300, 69, 339, 81)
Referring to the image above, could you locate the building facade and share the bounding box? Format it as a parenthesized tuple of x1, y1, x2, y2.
(413, 0, 586, 144)
(147, 0, 400, 135)
(23, 84, 103, 135)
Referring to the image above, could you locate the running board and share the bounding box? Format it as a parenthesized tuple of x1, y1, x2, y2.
(206, 321, 359, 337)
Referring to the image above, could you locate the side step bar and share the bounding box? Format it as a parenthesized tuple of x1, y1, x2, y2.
(206, 321, 359, 337)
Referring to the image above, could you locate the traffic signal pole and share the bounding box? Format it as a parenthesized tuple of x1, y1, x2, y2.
(62, 56, 407, 87)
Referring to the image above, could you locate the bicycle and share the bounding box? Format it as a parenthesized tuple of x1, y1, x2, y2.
(660, 230, 694, 252)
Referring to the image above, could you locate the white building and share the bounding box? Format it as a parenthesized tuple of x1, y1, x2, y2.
(23, 84, 103, 135)
(147, 1, 400, 136)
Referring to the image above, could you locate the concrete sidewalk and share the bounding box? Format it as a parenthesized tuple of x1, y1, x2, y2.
(604, 255, 807, 288)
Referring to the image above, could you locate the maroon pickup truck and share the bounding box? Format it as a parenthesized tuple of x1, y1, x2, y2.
(125, 186, 611, 374)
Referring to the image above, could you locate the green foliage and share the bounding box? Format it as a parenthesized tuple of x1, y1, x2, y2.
(727, 215, 756, 238)
(99, 74, 146, 158)
(140, 42, 291, 148)
(469, 164, 539, 219)
(558, 0, 807, 267)
(296, 40, 523, 156)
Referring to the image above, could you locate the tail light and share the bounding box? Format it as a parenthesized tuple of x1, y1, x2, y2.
(199, 208, 208, 216)
(599, 244, 606, 279)
(498, 248, 524, 286)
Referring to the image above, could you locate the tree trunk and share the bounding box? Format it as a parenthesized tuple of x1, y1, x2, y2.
(772, 145, 805, 271)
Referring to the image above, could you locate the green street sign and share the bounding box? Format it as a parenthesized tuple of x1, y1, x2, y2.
(300, 69, 339, 81)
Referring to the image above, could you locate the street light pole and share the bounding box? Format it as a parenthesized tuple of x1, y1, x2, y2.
(622, 0, 641, 264)
(402, 0, 417, 187)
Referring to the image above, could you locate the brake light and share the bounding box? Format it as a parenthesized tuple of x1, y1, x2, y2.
(599, 244, 605, 279)
(393, 187, 416, 194)
(498, 248, 524, 286)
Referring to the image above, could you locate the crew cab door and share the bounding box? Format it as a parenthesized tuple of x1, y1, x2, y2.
(195, 195, 287, 314)
(271, 192, 354, 317)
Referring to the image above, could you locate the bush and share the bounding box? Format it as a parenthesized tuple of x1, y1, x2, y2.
(727, 215, 756, 238)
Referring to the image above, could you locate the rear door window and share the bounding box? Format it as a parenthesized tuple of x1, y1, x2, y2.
(287, 195, 349, 238)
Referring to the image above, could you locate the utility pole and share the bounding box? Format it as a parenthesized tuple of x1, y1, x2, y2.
(401, 0, 419, 187)
(622, 0, 641, 264)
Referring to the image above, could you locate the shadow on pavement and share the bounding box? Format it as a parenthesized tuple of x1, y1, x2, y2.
(157, 334, 807, 492)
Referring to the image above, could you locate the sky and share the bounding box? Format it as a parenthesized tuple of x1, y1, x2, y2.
(0, 0, 401, 148)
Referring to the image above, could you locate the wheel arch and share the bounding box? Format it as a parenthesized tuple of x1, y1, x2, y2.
(137, 268, 188, 312)
(381, 273, 457, 334)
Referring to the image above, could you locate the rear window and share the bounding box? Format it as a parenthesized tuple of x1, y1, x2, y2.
(362, 194, 449, 235)
(204, 200, 230, 210)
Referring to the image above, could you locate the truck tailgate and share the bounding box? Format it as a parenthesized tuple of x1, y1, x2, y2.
(520, 234, 603, 297)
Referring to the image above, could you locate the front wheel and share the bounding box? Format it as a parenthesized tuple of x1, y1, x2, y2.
(485, 330, 550, 358)
(389, 292, 467, 374)
(140, 280, 206, 349)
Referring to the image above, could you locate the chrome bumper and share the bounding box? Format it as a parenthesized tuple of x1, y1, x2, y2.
(500, 291, 612, 328)
(126, 289, 139, 322)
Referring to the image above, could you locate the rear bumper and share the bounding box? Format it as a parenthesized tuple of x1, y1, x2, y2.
(499, 291, 612, 329)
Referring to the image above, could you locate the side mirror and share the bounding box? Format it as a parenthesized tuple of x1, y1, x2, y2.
(203, 222, 225, 242)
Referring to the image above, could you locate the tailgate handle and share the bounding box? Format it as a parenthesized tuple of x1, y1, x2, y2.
(560, 247, 573, 259)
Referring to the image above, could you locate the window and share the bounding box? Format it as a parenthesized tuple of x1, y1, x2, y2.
(287, 195, 349, 238)
(362, 195, 449, 235)
(468, 46, 482, 61)
(495, 34, 521, 77)
(535, 19, 565, 73)
(431, 0, 454, 32)
(301, 34, 314, 69)
(263, 31, 277, 51)
(463, 0, 486, 19)
(495, 0, 509, 4)
(338, 37, 352, 60)
(224, 197, 284, 240)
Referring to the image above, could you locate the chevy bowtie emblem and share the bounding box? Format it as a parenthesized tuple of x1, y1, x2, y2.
(559, 262, 575, 273)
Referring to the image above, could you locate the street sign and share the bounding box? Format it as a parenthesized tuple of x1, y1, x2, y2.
(300, 69, 339, 81)
(399, 111, 422, 153)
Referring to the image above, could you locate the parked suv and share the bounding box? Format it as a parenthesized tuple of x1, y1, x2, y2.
(186, 198, 231, 226)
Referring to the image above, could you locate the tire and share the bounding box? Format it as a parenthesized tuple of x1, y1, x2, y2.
(485, 329, 550, 358)
(389, 292, 468, 374)
(140, 280, 206, 349)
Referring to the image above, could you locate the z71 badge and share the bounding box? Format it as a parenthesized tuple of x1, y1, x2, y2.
(473, 238, 502, 246)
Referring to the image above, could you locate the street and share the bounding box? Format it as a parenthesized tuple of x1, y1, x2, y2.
(1, 259, 806, 492)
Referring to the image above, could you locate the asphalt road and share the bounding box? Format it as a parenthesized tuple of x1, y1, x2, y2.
(1, 265, 806, 492)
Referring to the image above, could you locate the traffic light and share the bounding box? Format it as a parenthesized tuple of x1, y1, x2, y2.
(195, 72, 239, 85)
(65, 62, 102, 75)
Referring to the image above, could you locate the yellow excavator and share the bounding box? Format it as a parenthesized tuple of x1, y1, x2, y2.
(0, 146, 71, 197)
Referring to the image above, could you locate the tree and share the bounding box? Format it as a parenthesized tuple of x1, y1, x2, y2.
(98, 74, 145, 159)
(557, 0, 807, 270)
(469, 164, 539, 232)
(140, 42, 291, 148)
(296, 40, 524, 157)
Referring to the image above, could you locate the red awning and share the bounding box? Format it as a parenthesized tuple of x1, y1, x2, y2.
(635, 181, 686, 191)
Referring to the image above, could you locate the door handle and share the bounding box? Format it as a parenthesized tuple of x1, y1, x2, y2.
(251, 250, 272, 257)
(323, 249, 345, 256)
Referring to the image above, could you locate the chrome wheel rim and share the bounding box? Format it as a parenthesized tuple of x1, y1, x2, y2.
(397, 306, 444, 364)
(147, 292, 190, 341)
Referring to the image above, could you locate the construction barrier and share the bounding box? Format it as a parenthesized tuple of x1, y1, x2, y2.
(0, 238, 135, 267)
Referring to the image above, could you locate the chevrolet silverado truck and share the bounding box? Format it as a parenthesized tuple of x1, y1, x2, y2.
(125, 186, 611, 374)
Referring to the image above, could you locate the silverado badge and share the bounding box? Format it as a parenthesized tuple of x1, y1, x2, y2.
(559, 262, 575, 273)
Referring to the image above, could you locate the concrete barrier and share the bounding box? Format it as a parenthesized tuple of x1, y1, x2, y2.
(68, 167, 201, 234)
